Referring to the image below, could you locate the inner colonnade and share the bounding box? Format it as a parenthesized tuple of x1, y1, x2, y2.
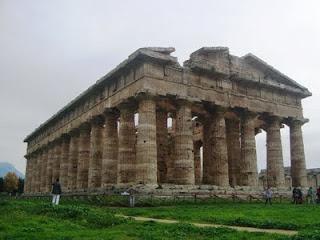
(24, 96, 307, 194)
(23, 47, 311, 195)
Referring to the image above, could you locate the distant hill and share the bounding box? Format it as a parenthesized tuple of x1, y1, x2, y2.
(0, 162, 24, 178)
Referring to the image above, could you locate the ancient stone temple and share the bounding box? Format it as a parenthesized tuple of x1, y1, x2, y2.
(23, 47, 311, 195)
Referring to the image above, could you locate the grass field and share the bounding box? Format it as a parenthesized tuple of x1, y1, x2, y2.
(1, 197, 320, 240)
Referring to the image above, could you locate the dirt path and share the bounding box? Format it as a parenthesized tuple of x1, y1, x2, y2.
(117, 215, 298, 236)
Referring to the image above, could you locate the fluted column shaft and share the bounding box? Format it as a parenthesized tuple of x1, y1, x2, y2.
(46, 145, 54, 192)
(24, 157, 31, 193)
(173, 102, 195, 184)
(203, 110, 229, 186)
(240, 113, 258, 186)
(32, 154, 40, 192)
(136, 98, 158, 184)
(266, 117, 285, 188)
(194, 141, 202, 185)
(88, 118, 104, 189)
(67, 131, 79, 191)
(156, 110, 168, 183)
(29, 157, 35, 192)
(118, 107, 136, 184)
(226, 118, 241, 187)
(290, 120, 307, 187)
(77, 124, 91, 190)
(101, 112, 118, 186)
(40, 149, 48, 192)
(59, 136, 70, 192)
(52, 142, 61, 184)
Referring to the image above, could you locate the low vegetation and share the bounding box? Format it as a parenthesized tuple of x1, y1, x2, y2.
(1, 197, 320, 239)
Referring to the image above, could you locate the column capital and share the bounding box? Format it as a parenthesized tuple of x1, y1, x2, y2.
(90, 114, 105, 126)
(69, 128, 80, 137)
(286, 118, 309, 128)
(104, 108, 119, 118)
(117, 100, 137, 112)
(135, 92, 157, 102)
(79, 122, 91, 133)
(60, 133, 71, 143)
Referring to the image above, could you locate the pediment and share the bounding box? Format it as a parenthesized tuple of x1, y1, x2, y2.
(185, 47, 311, 98)
(241, 53, 310, 95)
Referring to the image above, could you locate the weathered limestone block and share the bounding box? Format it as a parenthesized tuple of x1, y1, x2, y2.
(67, 130, 79, 191)
(226, 118, 241, 186)
(136, 98, 158, 184)
(266, 117, 285, 188)
(101, 111, 118, 186)
(118, 106, 136, 184)
(193, 141, 202, 184)
(240, 113, 258, 186)
(173, 102, 195, 184)
(40, 149, 48, 192)
(36, 153, 43, 193)
(59, 135, 70, 192)
(46, 145, 54, 192)
(156, 109, 168, 183)
(29, 156, 35, 192)
(88, 117, 104, 189)
(77, 124, 91, 190)
(52, 142, 61, 184)
(290, 120, 307, 187)
(24, 157, 31, 193)
(203, 109, 229, 186)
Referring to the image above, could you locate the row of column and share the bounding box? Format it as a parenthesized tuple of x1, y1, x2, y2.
(24, 98, 308, 193)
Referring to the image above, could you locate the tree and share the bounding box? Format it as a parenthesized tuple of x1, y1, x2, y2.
(0, 177, 4, 192)
(18, 178, 24, 194)
(4, 172, 18, 194)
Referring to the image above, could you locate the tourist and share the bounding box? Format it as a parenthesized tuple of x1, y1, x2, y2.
(307, 187, 315, 204)
(264, 187, 272, 205)
(292, 187, 298, 204)
(317, 187, 320, 204)
(51, 178, 62, 205)
(297, 188, 303, 204)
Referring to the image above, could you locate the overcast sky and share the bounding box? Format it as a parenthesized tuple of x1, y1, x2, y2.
(1, 0, 319, 174)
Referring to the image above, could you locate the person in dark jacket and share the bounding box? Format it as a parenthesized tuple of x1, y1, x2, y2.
(51, 178, 62, 205)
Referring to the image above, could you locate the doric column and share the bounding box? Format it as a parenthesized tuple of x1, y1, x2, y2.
(226, 118, 241, 187)
(46, 144, 54, 192)
(203, 108, 229, 186)
(33, 153, 40, 193)
(40, 149, 48, 193)
(29, 156, 35, 193)
(24, 157, 31, 193)
(67, 129, 79, 191)
(59, 135, 70, 192)
(266, 116, 285, 188)
(28, 156, 33, 193)
(77, 123, 91, 190)
(240, 112, 258, 187)
(173, 101, 195, 184)
(156, 109, 168, 184)
(101, 111, 118, 186)
(117, 105, 136, 184)
(52, 141, 61, 184)
(88, 116, 104, 189)
(289, 119, 307, 187)
(194, 141, 202, 185)
(136, 97, 158, 184)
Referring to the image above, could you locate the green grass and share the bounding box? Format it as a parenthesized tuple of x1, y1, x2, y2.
(0, 198, 319, 239)
(116, 201, 320, 230)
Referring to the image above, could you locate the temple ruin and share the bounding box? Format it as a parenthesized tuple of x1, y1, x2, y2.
(23, 47, 311, 195)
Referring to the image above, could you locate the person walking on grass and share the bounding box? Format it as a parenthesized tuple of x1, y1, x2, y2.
(264, 187, 272, 205)
(317, 187, 320, 204)
(51, 178, 62, 205)
(307, 187, 315, 204)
